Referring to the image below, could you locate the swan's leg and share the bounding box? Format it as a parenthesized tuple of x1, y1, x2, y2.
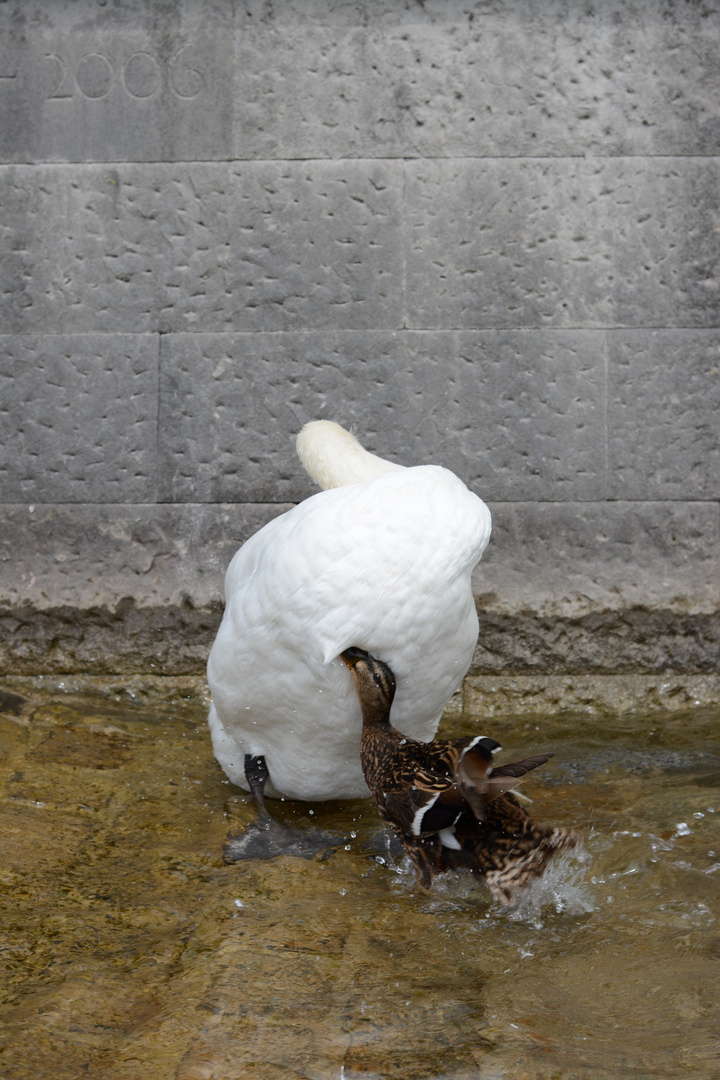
(244, 753, 271, 821)
(223, 753, 342, 863)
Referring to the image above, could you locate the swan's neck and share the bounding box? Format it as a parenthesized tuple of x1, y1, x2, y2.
(296, 420, 404, 490)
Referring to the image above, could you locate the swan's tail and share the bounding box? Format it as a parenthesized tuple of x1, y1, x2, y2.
(296, 420, 405, 490)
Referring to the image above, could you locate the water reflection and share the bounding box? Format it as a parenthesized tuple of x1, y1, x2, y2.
(0, 678, 717, 1079)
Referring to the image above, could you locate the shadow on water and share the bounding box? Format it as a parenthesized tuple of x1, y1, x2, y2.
(0, 678, 718, 1079)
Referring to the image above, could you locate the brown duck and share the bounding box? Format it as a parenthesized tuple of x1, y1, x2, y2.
(341, 647, 578, 904)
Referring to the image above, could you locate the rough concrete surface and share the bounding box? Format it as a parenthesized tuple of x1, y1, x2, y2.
(0, 0, 718, 694)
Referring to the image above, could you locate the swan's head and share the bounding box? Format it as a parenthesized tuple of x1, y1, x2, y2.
(341, 647, 396, 722)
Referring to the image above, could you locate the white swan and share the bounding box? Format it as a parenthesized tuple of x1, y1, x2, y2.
(207, 421, 491, 809)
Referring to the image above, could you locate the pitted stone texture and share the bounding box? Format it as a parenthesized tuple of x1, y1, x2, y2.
(0, 335, 158, 503)
(158, 330, 605, 503)
(0, 1, 232, 162)
(0, 162, 403, 335)
(474, 501, 720, 619)
(607, 330, 720, 500)
(404, 158, 720, 329)
(235, 0, 720, 160)
(159, 331, 406, 504)
(167, 161, 403, 334)
(400, 331, 606, 503)
(0, 166, 163, 335)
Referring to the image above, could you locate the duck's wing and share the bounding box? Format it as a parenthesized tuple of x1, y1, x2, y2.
(382, 769, 460, 837)
(380, 735, 501, 837)
(437, 735, 504, 820)
(483, 752, 555, 801)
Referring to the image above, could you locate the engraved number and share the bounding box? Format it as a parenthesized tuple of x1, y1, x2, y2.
(168, 46, 205, 99)
(44, 53, 73, 99)
(43, 49, 204, 101)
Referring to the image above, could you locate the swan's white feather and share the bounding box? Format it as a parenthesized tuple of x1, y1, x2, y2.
(295, 419, 404, 489)
(207, 431, 491, 801)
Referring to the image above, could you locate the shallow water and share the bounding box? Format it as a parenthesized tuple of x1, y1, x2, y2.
(0, 678, 718, 1080)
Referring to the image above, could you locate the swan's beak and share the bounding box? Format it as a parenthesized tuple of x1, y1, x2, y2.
(341, 647, 370, 669)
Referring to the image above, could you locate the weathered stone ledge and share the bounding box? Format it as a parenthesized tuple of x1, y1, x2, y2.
(472, 609, 720, 676)
(2, 600, 718, 680)
(2, 500, 718, 678)
(461, 673, 720, 718)
(0, 600, 223, 677)
(2, 671, 718, 720)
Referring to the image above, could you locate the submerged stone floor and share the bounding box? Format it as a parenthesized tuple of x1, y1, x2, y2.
(0, 675, 718, 1080)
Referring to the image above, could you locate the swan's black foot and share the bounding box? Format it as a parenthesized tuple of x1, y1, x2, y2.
(222, 753, 342, 862)
(223, 818, 340, 862)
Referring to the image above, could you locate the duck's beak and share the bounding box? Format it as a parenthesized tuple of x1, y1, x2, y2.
(341, 646, 370, 669)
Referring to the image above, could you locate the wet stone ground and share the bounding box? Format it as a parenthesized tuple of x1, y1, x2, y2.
(0, 676, 718, 1080)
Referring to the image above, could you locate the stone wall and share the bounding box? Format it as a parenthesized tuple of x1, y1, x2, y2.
(1, 1, 718, 699)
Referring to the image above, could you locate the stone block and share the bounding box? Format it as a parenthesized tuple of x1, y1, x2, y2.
(0, 334, 158, 502)
(0, 165, 165, 334)
(400, 331, 607, 502)
(157, 329, 606, 503)
(235, 0, 720, 159)
(404, 158, 720, 329)
(607, 330, 720, 500)
(475, 501, 720, 618)
(0, 0, 232, 162)
(0, 161, 403, 334)
(159, 331, 405, 503)
(0, 502, 284, 610)
(163, 160, 404, 334)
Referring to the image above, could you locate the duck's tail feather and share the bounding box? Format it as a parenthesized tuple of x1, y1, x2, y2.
(443, 794, 579, 904)
(296, 420, 404, 490)
(483, 825, 578, 905)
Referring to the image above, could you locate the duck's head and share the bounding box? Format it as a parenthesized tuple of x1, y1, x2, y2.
(341, 647, 396, 723)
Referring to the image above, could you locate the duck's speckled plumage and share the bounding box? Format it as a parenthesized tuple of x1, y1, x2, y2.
(343, 648, 578, 904)
(208, 424, 491, 802)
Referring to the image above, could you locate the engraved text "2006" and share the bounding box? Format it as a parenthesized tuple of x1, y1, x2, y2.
(45, 49, 205, 101)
